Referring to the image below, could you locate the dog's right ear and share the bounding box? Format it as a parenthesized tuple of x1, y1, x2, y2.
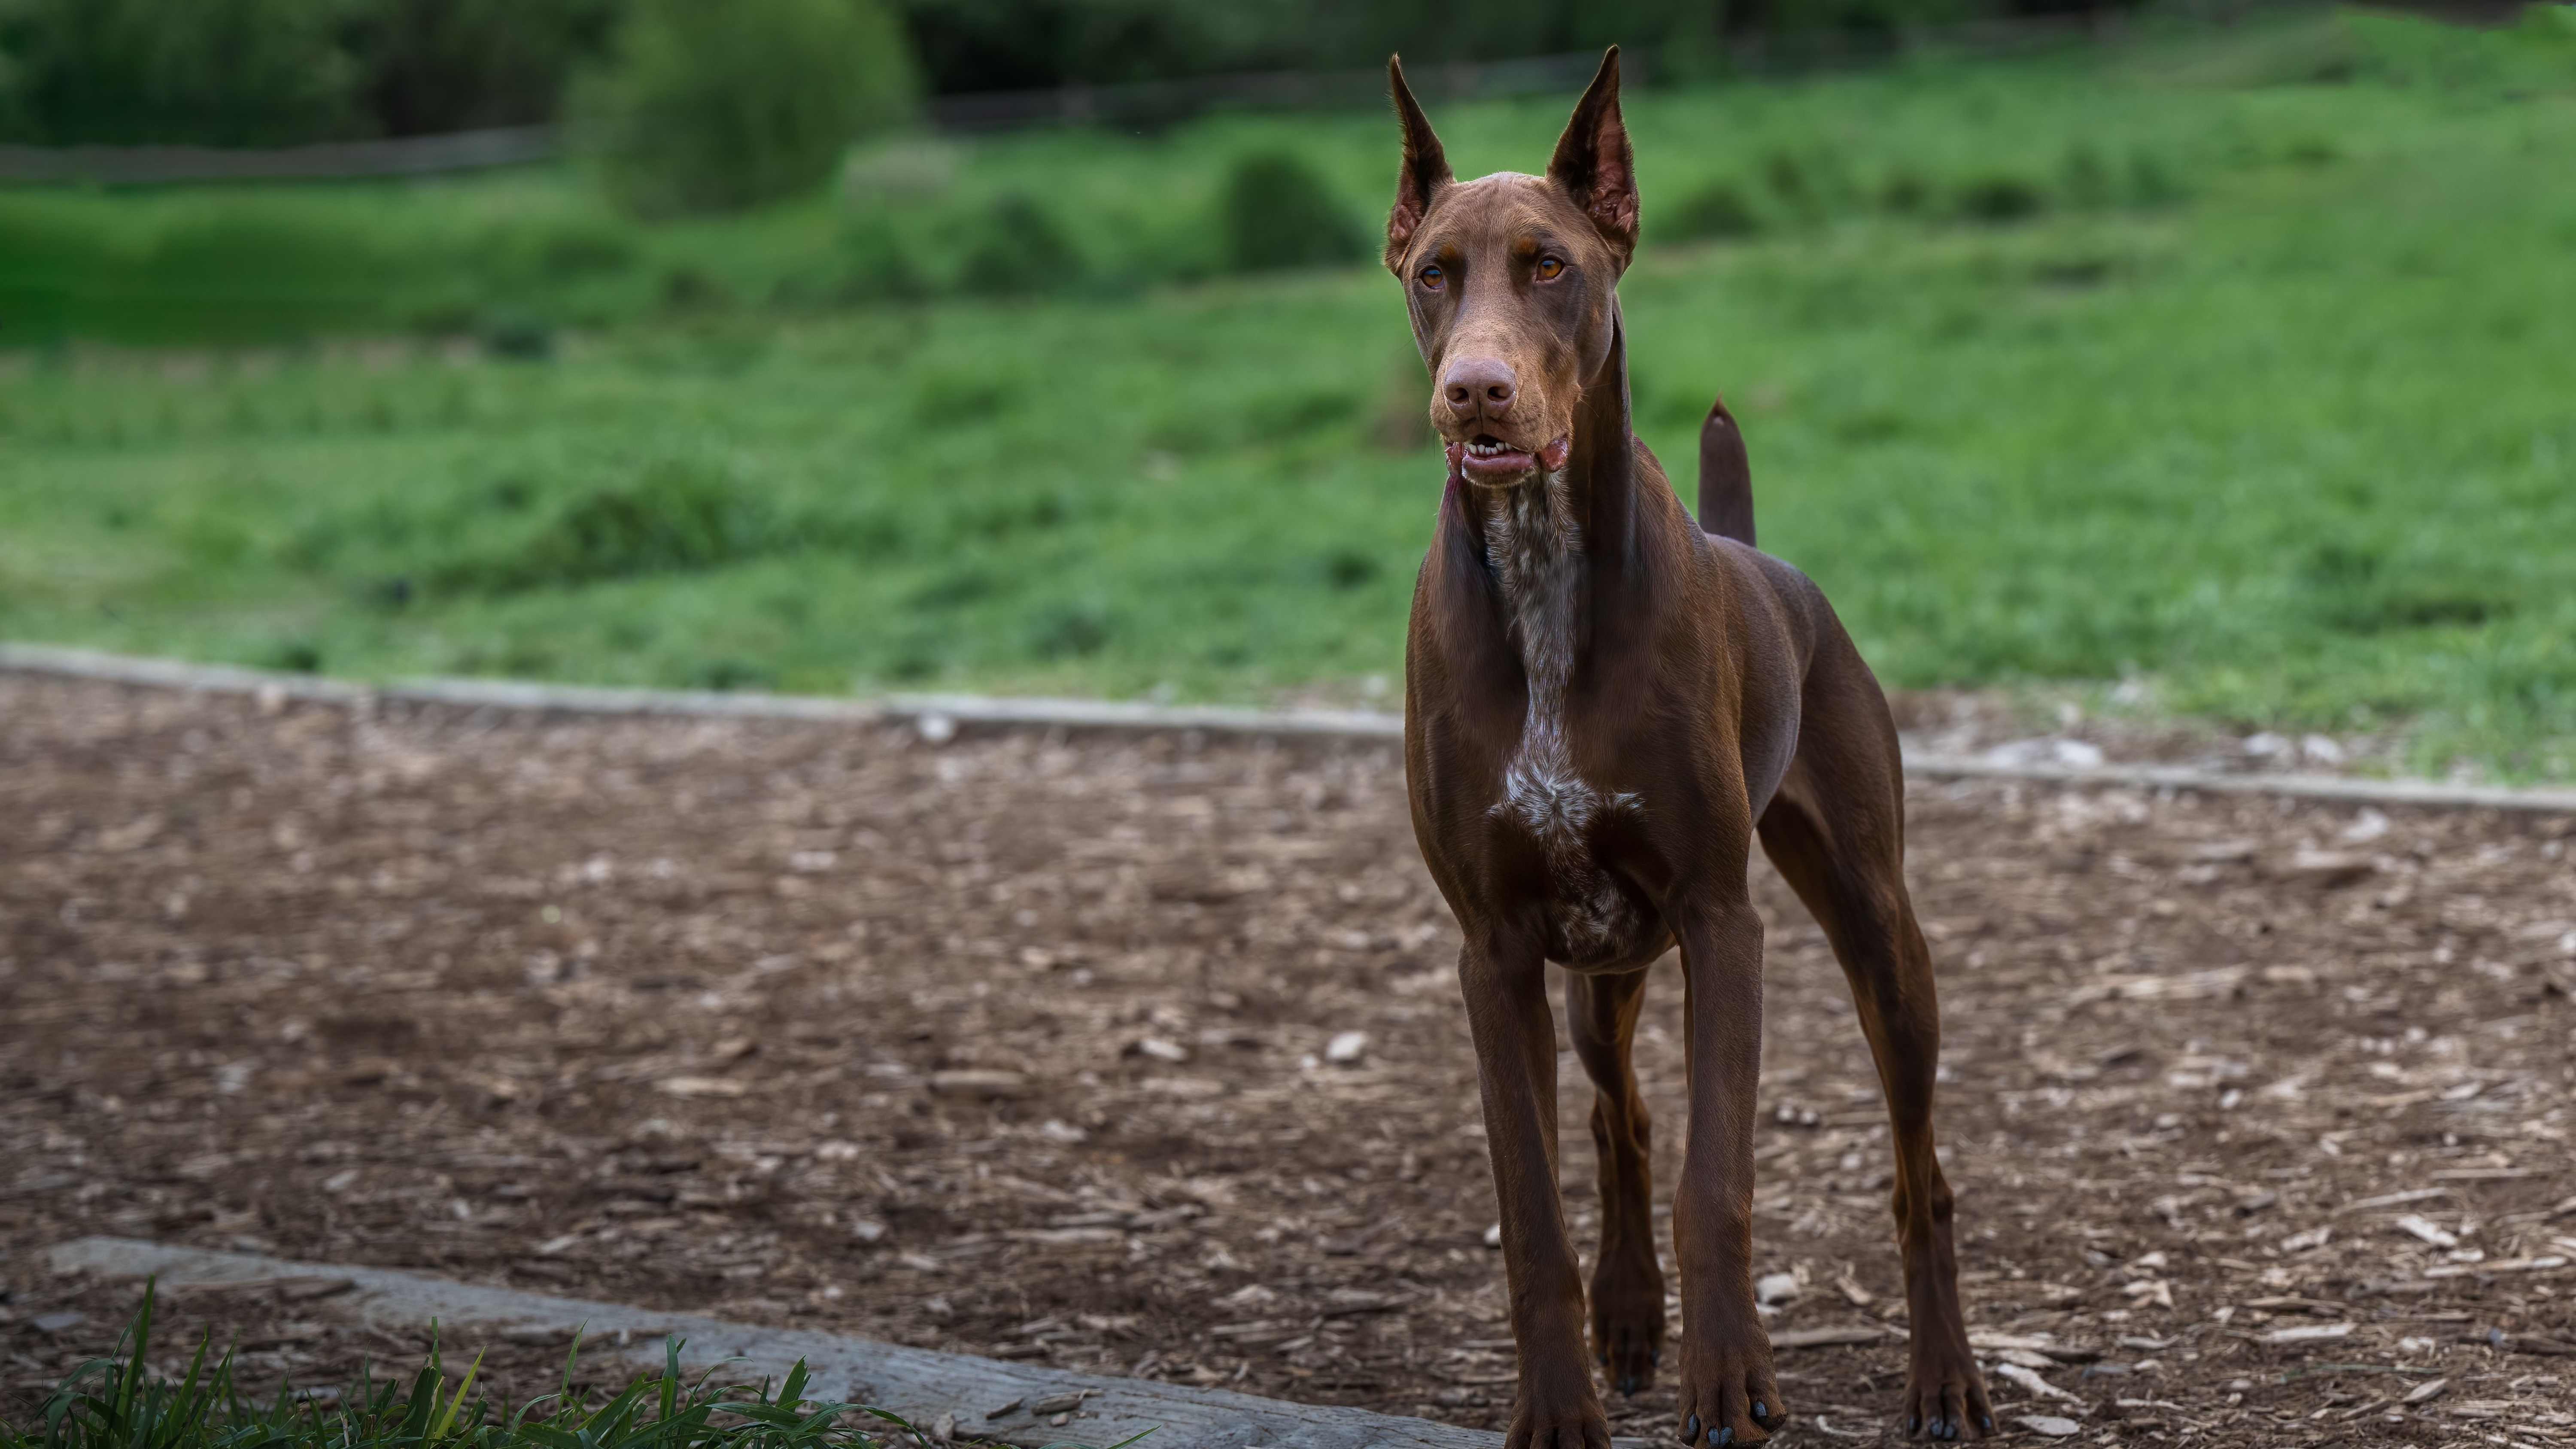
(1384, 56, 1452, 274)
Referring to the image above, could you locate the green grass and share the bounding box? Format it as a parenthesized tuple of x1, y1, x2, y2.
(0, 1286, 1116, 1449)
(1, 11, 2573, 776)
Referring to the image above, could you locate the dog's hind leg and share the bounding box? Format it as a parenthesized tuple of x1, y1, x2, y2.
(1566, 967, 1664, 1395)
(1755, 623, 1993, 1442)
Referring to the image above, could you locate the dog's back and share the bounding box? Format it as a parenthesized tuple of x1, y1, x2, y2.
(1697, 396, 1755, 547)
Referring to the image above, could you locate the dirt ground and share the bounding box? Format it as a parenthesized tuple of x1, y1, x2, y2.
(5, 671, 2575, 1444)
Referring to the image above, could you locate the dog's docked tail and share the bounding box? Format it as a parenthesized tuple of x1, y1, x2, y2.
(1696, 395, 1755, 547)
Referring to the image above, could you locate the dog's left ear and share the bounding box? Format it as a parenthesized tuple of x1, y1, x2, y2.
(1546, 47, 1638, 269)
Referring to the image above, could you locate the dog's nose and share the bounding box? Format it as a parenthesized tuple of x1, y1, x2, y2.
(1442, 357, 1516, 418)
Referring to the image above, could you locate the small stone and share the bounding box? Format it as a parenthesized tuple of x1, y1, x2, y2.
(1482, 1223, 1503, 1249)
(929, 1411, 956, 1443)
(1128, 1036, 1190, 1063)
(31, 1310, 84, 1334)
(1325, 1031, 1368, 1065)
(850, 1218, 886, 1243)
(915, 713, 956, 745)
(1755, 1272, 1800, 1306)
(2402, 1376, 2448, 1405)
(2018, 1415, 2081, 1437)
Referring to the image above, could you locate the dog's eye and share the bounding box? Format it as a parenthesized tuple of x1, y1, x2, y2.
(1535, 255, 1565, 281)
(1418, 264, 1445, 290)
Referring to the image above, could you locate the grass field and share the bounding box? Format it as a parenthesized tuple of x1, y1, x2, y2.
(2, 10, 2573, 777)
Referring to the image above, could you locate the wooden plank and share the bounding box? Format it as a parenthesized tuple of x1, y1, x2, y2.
(46, 1236, 1553, 1449)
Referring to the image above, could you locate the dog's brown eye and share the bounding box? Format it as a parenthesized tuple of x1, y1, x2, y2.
(1536, 256, 1565, 280)
(1418, 264, 1444, 290)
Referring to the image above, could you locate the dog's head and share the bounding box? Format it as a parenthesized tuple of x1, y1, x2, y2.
(1383, 48, 1637, 486)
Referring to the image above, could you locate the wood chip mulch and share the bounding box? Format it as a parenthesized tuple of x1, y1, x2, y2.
(4, 671, 2574, 1443)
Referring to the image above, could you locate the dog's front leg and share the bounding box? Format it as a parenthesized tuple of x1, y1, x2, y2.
(1459, 931, 1609, 1449)
(1672, 899, 1786, 1446)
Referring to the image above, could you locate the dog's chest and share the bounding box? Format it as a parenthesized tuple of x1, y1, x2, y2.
(1482, 481, 1655, 966)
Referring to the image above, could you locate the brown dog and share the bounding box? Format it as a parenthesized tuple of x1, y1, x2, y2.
(1387, 49, 1991, 1448)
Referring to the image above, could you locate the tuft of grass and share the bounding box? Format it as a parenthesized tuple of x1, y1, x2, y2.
(0, 1284, 1138, 1449)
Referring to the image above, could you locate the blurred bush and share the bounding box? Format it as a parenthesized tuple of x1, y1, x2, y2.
(576, 0, 917, 215)
(1658, 180, 1764, 241)
(0, 0, 361, 145)
(436, 456, 777, 593)
(957, 191, 1084, 293)
(2348, 3, 2576, 93)
(1221, 152, 1367, 272)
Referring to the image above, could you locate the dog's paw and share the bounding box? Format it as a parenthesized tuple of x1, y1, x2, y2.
(1899, 1335, 1994, 1440)
(1503, 1408, 1613, 1449)
(1673, 1324, 1783, 1445)
(1503, 1357, 1611, 1449)
(1590, 1254, 1667, 1396)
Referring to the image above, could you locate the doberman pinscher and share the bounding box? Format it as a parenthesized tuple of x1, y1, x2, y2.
(1385, 48, 1991, 1449)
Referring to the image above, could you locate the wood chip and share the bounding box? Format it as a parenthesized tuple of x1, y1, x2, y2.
(657, 1076, 748, 1098)
(2260, 1321, 2355, 1344)
(1771, 1324, 1891, 1349)
(2271, 850, 2376, 887)
(2401, 1376, 2448, 1404)
(1994, 1362, 2077, 1401)
(2394, 1213, 2459, 1248)
(927, 1070, 1032, 1100)
(2428, 1166, 2540, 1181)
(2338, 1188, 2448, 1214)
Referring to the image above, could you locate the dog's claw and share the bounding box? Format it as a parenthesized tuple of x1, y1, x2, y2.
(1685, 1414, 1699, 1441)
(1715, 1429, 1731, 1446)
(1751, 1402, 1765, 1422)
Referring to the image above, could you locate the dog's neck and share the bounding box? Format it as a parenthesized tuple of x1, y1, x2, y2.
(1466, 308, 1639, 702)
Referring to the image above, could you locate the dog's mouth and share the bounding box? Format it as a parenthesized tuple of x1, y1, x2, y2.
(1448, 433, 1570, 481)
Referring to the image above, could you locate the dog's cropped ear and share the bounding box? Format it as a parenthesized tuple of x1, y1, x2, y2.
(1385, 56, 1453, 274)
(1546, 47, 1638, 269)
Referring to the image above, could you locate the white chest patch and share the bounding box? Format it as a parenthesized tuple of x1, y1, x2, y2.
(1482, 472, 1644, 956)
